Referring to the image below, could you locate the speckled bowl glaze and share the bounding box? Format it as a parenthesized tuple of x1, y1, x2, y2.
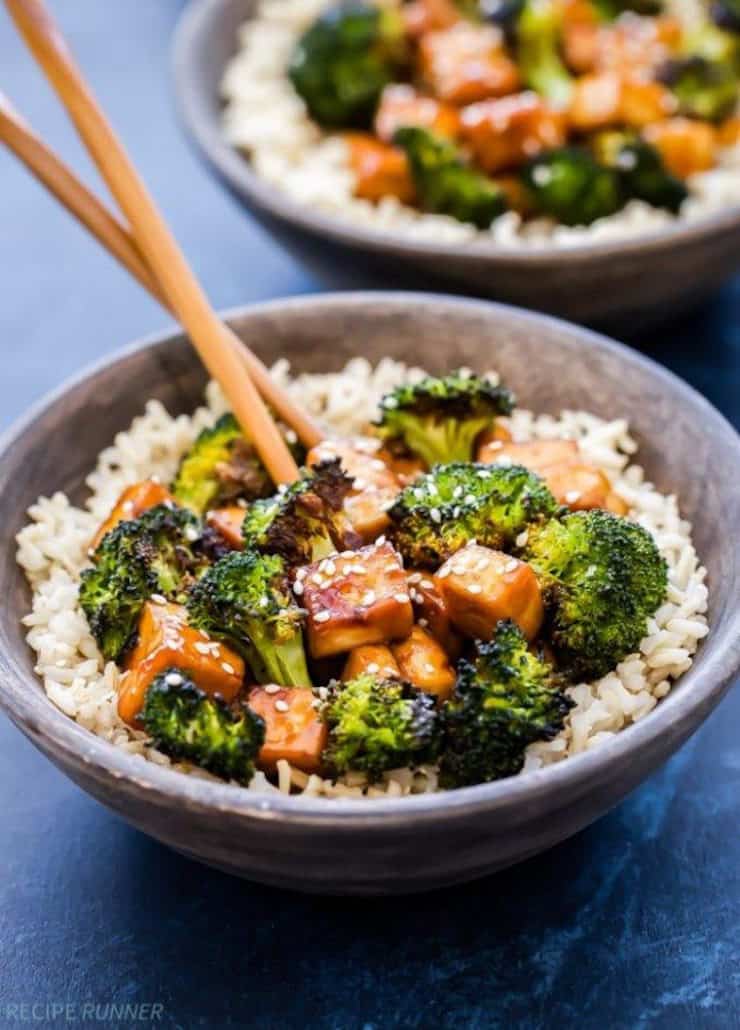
(172, 0, 740, 330)
(1, 293, 739, 894)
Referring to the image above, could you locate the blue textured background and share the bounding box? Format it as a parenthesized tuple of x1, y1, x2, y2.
(1, 3, 738, 1027)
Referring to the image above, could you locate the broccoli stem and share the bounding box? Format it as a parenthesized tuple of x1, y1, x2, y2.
(394, 414, 492, 468)
(245, 624, 313, 688)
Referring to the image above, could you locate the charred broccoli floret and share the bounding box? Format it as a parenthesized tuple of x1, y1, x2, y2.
(79, 504, 207, 661)
(375, 371, 514, 467)
(242, 458, 355, 566)
(288, 1, 406, 127)
(659, 55, 738, 122)
(141, 669, 265, 784)
(393, 127, 508, 228)
(440, 621, 573, 787)
(388, 462, 558, 568)
(521, 147, 624, 226)
(172, 413, 303, 515)
(187, 551, 312, 687)
(516, 0, 574, 105)
(524, 509, 667, 679)
(592, 133, 688, 213)
(321, 673, 440, 779)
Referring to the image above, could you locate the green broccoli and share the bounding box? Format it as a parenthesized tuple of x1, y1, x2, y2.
(521, 147, 625, 226)
(592, 133, 688, 213)
(186, 550, 312, 687)
(375, 371, 514, 468)
(440, 621, 573, 787)
(171, 413, 304, 515)
(593, 0, 663, 16)
(516, 0, 574, 106)
(288, 1, 406, 128)
(393, 127, 508, 228)
(242, 458, 356, 566)
(141, 669, 265, 784)
(388, 462, 558, 569)
(660, 55, 738, 123)
(321, 673, 440, 780)
(524, 509, 667, 679)
(79, 504, 208, 662)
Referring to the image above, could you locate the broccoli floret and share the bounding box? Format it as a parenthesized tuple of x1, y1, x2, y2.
(592, 133, 688, 213)
(242, 458, 355, 566)
(659, 55, 738, 122)
(321, 673, 440, 779)
(79, 504, 207, 662)
(172, 413, 304, 515)
(375, 371, 515, 467)
(388, 462, 558, 568)
(594, 0, 663, 16)
(516, 0, 574, 105)
(186, 550, 312, 687)
(393, 127, 508, 228)
(524, 509, 668, 679)
(440, 621, 573, 787)
(288, 1, 406, 128)
(141, 669, 265, 784)
(521, 147, 624, 226)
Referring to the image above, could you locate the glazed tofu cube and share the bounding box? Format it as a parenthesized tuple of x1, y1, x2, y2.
(375, 84, 461, 142)
(247, 686, 327, 774)
(300, 542, 413, 659)
(345, 134, 416, 204)
(392, 625, 456, 700)
(569, 72, 676, 131)
(406, 570, 463, 658)
(402, 0, 462, 37)
(206, 504, 246, 550)
(460, 93, 567, 173)
(643, 117, 717, 178)
(543, 462, 617, 512)
(437, 544, 543, 641)
(387, 453, 427, 486)
(477, 437, 579, 470)
(419, 22, 521, 106)
(718, 116, 740, 148)
(91, 479, 173, 551)
(118, 601, 244, 726)
(342, 644, 401, 681)
(307, 436, 401, 541)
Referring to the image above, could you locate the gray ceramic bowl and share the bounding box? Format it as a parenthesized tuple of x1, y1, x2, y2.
(1, 293, 739, 894)
(172, 0, 740, 330)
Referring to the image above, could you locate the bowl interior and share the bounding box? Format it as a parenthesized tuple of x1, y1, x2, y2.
(1, 293, 739, 821)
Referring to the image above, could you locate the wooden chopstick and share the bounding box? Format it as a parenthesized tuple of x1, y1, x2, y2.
(0, 91, 323, 451)
(5, 0, 303, 485)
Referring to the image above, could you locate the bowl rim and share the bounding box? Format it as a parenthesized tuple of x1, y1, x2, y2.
(172, 0, 740, 268)
(2, 291, 740, 828)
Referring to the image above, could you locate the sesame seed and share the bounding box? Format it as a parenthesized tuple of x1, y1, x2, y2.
(418, 618, 429, 628)
(150, 593, 167, 605)
(314, 610, 331, 623)
(453, 485, 463, 499)
(504, 559, 519, 573)
(351, 564, 367, 575)
(237, 498, 248, 509)
(341, 550, 356, 558)
(375, 535, 386, 546)
(353, 478, 367, 491)
(324, 559, 336, 575)
(420, 579, 434, 590)
(408, 572, 422, 584)
(274, 699, 290, 713)
(468, 584, 482, 594)
(293, 581, 304, 596)
(317, 685, 329, 700)
(490, 441, 504, 450)
(430, 508, 441, 524)
(371, 459, 386, 471)
(362, 590, 377, 606)
(295, 567, 307, 581)
(285, 429, 298, 444)
(165, 672, 183, 687)
(311, 574, 324, 586)
(366, 662, 380, 674)
(122, 500, 134, 514)
(194, 642, 211, 654)
(565, 490, 582, 504)
(394, 593, 410, 605)
(151, 475, 161, 485)
(464, 494, 476, 504)
(221, 662, 235, 674)
(437, 567, 451, 578)
(199, 629, 211, 640)
(265, 684, 281, 694)
(424, 663, 435, 674)
(515, 530, 529, 547)
(259, 596, 269, 607)
(475, 558, 489, 571)
(453, 506, 461, 518)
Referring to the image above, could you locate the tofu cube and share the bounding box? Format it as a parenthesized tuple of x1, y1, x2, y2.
(248, 686, 327, 774)
(419, 22, 520, 105)
(119, 601, 244, 726)
(300, 541, 414, 659)
(407, 570, 463, 658)
(342, 644, 401, 681)
(345, 134, 417, 205)
(206, 504, 246, 550)
(437, 544, 543, 641)
(392, 626, 456, 700)
(307, 437, 401, 542)
(91, 479, 173, 551)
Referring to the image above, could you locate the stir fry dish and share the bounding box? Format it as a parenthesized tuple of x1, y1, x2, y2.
(283, 0, 740, 227)
(79, 371, 669, 791)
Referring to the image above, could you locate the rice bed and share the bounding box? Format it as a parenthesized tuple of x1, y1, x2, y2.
(16, 358, 709, 799)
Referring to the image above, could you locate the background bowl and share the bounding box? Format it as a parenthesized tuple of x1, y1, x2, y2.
(172, 0, 740, 330)
(1, 293, 739, 894)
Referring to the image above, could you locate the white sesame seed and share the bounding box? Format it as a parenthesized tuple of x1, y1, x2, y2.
(221, 662, 235, 674)
(165, 672, 183, 687)
(375, 535, 386, 546)
(366, 662, 380, 674)
(475, 558, 490, 571)
(150, 593, 167, 605)
(353, 478, 367, 491)
(260, 596, 269, 608)
(151, 475, 161, 485)
(515, 530, 529, 547)
(274, 699, 290, 713)
(237, 498, 248, 509)
(311, 574, 324, 586)
(424, 663, 435, 674)
(437, 567, 451, 578)
(468, 584, 482, 594)
(430, 508, 441, 524)
(420, 579, 434, 590)
(265, 684, 281, 694)
(293, 580, 304, 596)
(394, 593, 410, 604)
(504, 559, 519, 573)
(199, 629, 211, 640)
(317, 685, 329, 700)
(418, 618, 429, 628)
(453, 485, 463, 499)
(362, 590, 377, 606)
(194, 642, 211, 654)
(324, 559, 336, 575)
(341, 550, 357, 558)
(314, 610, 331, 623)
(185, 526, 200, 542)
(371, 459, 387, 471)
(464, 494, 476, 504)
(408, 572, 422, 584)
(565, 490, 582, 504)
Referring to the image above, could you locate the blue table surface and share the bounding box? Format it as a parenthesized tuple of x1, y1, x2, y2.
(1, 3, 738, 1028)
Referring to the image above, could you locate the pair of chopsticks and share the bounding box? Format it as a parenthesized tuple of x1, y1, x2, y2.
(1, 0, 323, 485)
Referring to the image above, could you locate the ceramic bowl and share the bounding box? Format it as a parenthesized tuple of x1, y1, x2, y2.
(1, 293, 739, 894)
(172, 0, 740, 330)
